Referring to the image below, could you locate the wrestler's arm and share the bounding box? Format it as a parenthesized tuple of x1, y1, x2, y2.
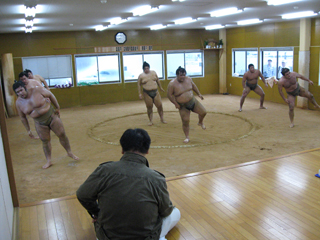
(37, 75, 50, 89)
(191, 79, 204, 100)
(155, 73, 165, 92)
(16, 101, 38, 139)
(296, 73, 314, 85)
(137, 74, 143, 99)
(259, 71, 268, 88)
(167, 81, 180, 109)
(41, 88, 60, 116)
(277, 80, 289, 104)
(242, 73, 247, 89)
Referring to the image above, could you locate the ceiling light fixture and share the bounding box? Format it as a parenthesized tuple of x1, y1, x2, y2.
(24, 6, 36, 18)
(95, 25, 108, 31)
(25, 27, 33, 33)
(266, 0, 301, 5)
(25, 19, 34, 27)
(205, 24, 225, 30)
(109, 17, 128, 25)
(150, 24, 167, 30)
(172, 0, 186, 2)
(237, 18, 263, 25)
(210, 7, 243, 17)
(282, 11, 317, 19)
(174, 17, 197, 25)
(100, 0, 107, 3)
(132, 5, 160, 16)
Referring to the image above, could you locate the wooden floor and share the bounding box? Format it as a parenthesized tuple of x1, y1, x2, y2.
(18, 149, 320, 240)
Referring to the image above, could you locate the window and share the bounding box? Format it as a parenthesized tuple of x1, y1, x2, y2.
(75, 53, 121, 84)
(166, 50, 203, 78)
(260, 47, 293, 79)
(123, 52, 164, 82)
(232, 48, 258, 77)
(22, 55, 73, 88)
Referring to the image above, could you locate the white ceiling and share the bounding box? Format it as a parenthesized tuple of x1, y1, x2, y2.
(0, 0, 319, 33)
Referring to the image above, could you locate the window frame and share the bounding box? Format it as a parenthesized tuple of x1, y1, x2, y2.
(74, 53, 122, 85)
(122, 51, 165, 83)
(260, 47, 294, 79)
(22, 55, 73, 88)
(166, 50, 204, 79)
(232, 48, 258, 77)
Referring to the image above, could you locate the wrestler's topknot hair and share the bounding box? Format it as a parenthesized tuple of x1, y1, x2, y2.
(18, 71, 28, 78)
(12, 80, 26, 95)
(281, 68, 290, 76)
(143, 61, 150, 69)
(176, 66, 186, 76)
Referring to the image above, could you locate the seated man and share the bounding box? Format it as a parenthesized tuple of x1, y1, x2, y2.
(77, 128, 180, 240)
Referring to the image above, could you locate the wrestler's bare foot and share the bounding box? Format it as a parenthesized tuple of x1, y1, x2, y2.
(183, 138, 190, 143)
(238, 108, 242, 112)
(148, 121, 153, 126)
(161, 119, 167, 124)
(42, 161, 53, 169)
(68, 152, 79, 160)
(259, 106, 267, 109)
(198, 123, 206, 130)
(290, 123, 294, 128)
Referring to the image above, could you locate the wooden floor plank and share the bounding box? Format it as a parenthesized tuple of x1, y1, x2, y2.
(18, 149, 320, 240)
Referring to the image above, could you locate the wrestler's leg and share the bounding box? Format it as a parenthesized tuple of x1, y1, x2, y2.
(239, 87, 250, 112)
(153, 92, 166, 123)
(143, 91, 154, 125)
(287, 94, 295, 128)
(192, 99, 207, 130)
(34, 122, 52, 169)
(179, 108, 191, 143)
(254, 85, 267, 109)
(299, 87, 320, 108)
(50, 115, 79, 160)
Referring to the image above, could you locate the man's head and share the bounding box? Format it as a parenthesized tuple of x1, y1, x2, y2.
(248, 64, 254, 72)
(13, 80, 27, 98)
(176, 66, 186, 82)
(143, 61, 150, 74)
(267, 59, 272, 66)
(24, 69, 33, 79)
(120, 128, 151, 154)
(281, 68, 290, 78)
(19, 72, 29, 85)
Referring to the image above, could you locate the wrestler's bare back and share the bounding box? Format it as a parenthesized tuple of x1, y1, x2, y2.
(138, 70, 158, 91)
(278, 72, 298, 92)
(244, 70, 261, 85)
(170, 77, 194, 104)
(16, 88, 50, 118)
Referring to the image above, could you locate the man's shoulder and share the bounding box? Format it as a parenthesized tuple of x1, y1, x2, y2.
(99, 161, 115, 167)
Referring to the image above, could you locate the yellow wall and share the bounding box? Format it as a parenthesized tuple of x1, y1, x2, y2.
(0, 29, 220, 108)
(309, 18, 320, 108)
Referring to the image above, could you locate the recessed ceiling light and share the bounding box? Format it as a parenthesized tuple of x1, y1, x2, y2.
(237, 18, 263, 25)
(69, 23, 73, 26)
(174, 17, 197, 25)
(266, 0, 302, 6)
(210, 7, 243, 17)
(205, 24, 225, 30)
(150, 24, 167, 30)
(24, 6, 36, 18)
(172, 0, 186, 2)
(132, 5, 160, 16)
(282, 11, 317, 19)
(100, 0, 107, 3)
(25, 27, 32, 33)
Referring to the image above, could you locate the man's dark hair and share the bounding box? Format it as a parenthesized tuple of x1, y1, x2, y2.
(18, 71, 28, 78)
(248, 64, 254, 69)
(281, 67, 290, 76)
(12, 80, 26, 95)
(176, 66, 186, 76)
(143, 61, 150, 69)
(24, 69, 32, 74)
(120, 128, 151, 154)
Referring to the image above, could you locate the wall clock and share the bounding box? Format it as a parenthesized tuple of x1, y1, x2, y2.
(115, 32, 127, 44)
